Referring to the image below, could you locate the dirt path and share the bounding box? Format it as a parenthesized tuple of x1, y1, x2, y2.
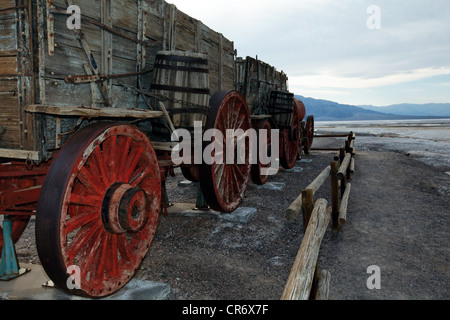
(319, 150, 449, 299)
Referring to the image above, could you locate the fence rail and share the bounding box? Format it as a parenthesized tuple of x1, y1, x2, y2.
(281, 132, 356, 300)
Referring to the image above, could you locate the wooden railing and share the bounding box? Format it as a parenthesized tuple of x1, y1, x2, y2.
(281, 132, 356, 300)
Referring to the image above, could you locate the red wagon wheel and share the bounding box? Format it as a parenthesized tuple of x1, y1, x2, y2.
(251, 120, 272, 185)
(200, 90, 252, 213)
(36, 123, 161, 298)
(280, 102, 302, 169)
(303, 115, 315, 154)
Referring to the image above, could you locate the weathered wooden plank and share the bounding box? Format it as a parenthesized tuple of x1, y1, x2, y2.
(314, 269, 331, 300)
(0, 148, 41, 161)
(338, 182, 352, 225)
(281, 200, 331, 300)
(25, 104, 164, 119)
(285, 166, 331, 222)
(0, 56, 17, 74)
(337, 153, 352, 180)
(0, 79, 18, 94)
(0, 0, 15, 8)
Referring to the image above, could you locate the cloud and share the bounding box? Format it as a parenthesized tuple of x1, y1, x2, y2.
(290, 67, 450, 91)
(167, 0, 450, 104)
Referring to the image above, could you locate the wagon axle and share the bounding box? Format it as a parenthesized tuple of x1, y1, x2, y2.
(101, 182, 149, 234)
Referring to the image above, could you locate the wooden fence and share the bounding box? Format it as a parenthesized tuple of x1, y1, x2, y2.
(281, 132, 356, 300)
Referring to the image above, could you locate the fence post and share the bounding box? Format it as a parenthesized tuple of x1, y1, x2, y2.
(281, 199, 330, 300)
(302, 189, 320, 299)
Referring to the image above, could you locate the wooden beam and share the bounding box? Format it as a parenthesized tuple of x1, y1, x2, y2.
(339, 182, 352, 226)
(281, 199, 331, 300)
(314, 269, 331, 300)
(350, 158, 355, 174)
(0, 148, 41, 161)
(337, 153, 352, 180)
(331, 161, 340, 231)
(284, 166, 331, 222)
(25, 105, 164, 119)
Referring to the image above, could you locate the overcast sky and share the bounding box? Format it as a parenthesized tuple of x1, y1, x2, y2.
(167, 0, 450, 107)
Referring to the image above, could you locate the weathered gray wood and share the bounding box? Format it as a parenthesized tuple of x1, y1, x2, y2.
(337, 153, 352, 180)
(0, 148, 41, 161)
(281, 200, 331, 300)
(339, 182, 352, 225)
(152, 51, 210, 129)
(285, 166, 331, 222)
(331, 161, 340, 230)
(314, 269, 331, 300)
(25, 105, 164, 119)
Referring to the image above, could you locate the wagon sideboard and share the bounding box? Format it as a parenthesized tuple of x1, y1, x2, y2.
(0, 0, 239, 161)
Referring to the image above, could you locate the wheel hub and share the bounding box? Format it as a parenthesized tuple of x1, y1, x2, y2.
(102, 182, 148, 234)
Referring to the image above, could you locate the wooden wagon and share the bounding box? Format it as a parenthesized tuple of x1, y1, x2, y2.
(0, 0, 313, 297)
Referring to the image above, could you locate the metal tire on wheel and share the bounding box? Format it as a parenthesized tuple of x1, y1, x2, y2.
(200, 90, 252, 213)
(36, 123, 161, 298)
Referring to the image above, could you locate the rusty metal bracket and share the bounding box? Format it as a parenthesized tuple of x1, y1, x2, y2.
(64, 69, 154, 84)
(46, 0, 55, 56)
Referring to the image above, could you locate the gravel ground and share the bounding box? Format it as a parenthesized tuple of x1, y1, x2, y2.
(12, 123, 450, 300)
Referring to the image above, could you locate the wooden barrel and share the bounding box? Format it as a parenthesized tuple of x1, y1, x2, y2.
(268, 90, 295, 129)
(151, 51, 210, 132)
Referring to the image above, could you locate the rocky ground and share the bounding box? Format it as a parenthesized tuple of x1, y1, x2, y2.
(12, 127, 450, 300)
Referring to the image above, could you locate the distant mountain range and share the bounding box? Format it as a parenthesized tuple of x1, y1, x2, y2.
(295, 95, 450, 121)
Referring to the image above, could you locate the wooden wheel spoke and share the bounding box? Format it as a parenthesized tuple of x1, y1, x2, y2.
(70, 193, 102, 207)
(106, 236, 119, 279)
(92, 146, 110, 186)
(66, 221, 102, 261)
(123, 145, 144, 182)
(232, 164, 245, 183)
(65, 209, 99, 234)
(116, 234, 132, 262)
(103, 136, 118, 181)
(78, 230, 103, 280)
(77, 166, 103, 196)
(93, 235, 111, 284)
(117, 136, 132, 179)
(129, 166, 151, 187)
